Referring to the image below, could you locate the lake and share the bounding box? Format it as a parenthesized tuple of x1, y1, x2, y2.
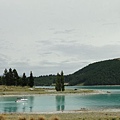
(0, 86, 120, 113)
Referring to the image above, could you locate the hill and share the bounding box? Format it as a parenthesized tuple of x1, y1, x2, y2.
(34, 58, 120, 86)
(66, 58, 120, 85)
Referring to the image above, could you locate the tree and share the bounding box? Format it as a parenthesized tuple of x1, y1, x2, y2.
(3, 68, 13, 86)
(22, 73, 27, 86)
(13, 69, 19, 86)
(28, 71, 34, 87)
(61, 71, 65, 91)
(8, 68, 14, 85)
(3, 69, 8, 85)
(55, 71, 65, 91)
(0, 76, 2, 85)
(55, 73, 61, 91)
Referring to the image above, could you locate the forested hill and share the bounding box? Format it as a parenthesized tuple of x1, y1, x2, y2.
(66, 58, 120, 85)
(34, 58, 120, 86)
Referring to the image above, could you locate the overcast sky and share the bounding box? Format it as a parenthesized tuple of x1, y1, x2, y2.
(0, 0, 120, 76)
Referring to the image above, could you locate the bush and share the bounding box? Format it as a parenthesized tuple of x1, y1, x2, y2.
(38, 116, 46, 120)
(0, 116, 5, 120)
(29, 117, 35, 120)
(18, 116, 26, 120)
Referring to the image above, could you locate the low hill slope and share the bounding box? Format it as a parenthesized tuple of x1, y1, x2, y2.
(67, 59, 120, 85)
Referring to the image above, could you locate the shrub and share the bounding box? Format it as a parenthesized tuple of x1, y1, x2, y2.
(111, 118, 117, 120)
(30, 117, 35, 120)
(0, 115, 5, 120)
(18, 116, 26, 120)
(38, 116, 46, 120)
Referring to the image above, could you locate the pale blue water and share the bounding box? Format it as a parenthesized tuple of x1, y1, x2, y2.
(37, 85, 120, 93)
(0, 86, 120, 113)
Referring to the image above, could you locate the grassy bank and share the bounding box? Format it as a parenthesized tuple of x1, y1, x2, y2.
(1, 111, 120, 120)
(0, 85, 95, 95)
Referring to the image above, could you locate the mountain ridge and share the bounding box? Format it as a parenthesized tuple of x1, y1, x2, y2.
(34, 58, 120, 86)
(66, 58, 120, 85)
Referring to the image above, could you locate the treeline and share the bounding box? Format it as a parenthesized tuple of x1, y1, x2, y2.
(66, 59, 120, 85)
(3, 59, 120, 86)
(0, 68, 34, 87)
(34, 71, 66, 87)
(34, 75, 56, 86)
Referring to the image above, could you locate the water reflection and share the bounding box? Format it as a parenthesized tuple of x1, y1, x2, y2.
(28, 96, 34, 112)
(22, 103, 26, 112)
(1, 101, 18, 113)
(0, 96, 35, 113)
(56, 95, 65, 111)
(4, 106, 17, 113)
(1, 91, 120, 113)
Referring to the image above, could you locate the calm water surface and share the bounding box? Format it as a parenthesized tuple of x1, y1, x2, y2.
(0, 86, 120, 113)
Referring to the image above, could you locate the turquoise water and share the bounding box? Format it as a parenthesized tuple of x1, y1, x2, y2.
(37, 85, 120, 93)
(0, 86, 120, 113)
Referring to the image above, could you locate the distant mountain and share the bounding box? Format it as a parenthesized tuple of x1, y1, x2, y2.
(66, 58, 120, 85)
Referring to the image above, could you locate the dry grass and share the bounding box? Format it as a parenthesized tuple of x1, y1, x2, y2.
(0, 115, 5, 120)
(0, 86, 46, 95)
(29, 117, 35, 120)
(49, 115, 60, 120)
(1, 111, 120, 120)
(38, 116, 46, 120)
(0, 85, 94, 95)
(18, 116, 26, 120)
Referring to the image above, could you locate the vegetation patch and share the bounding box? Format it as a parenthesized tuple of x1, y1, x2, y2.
(0, 85, 95, 95)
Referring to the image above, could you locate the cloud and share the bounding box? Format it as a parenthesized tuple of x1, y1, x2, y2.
(54, 29, 75, 34)
(0, 0, 120, 76)
(51, 43, 120, 61)
(0, 54, 10, 75)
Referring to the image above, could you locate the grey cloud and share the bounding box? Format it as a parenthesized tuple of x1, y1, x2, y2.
(7, 61, 34, 76)
(0, 56, 8, 66)
(31, 61, 89, 75)
(0, 55, 90, 76)
(35, 40, 53, 46)
(51, 43, 120, 61)
(0, 54, 10, 75)
(0, 0, 120, 76)
(43, 52, 53, 55)
(102, 22, 118, 26)
(54, 29, 75, 34)
(10, 61, 30, 67)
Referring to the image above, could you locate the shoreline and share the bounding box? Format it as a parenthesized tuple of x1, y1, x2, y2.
(1, 109, 120, 115)
(0, 90, 107, 97)
(16, 109, 120, 114)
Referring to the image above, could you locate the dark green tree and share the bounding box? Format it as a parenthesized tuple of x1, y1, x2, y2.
(22, 73, 27, 86)
(13, 69, 19, 86)
(28, 71, 34, 87)
(55, 73, 61, 91)
(61, 71, 65, 91)
(8, 68, 14, 85)
(55, 71, 65, 91)
(3, 69, 8, 85)
(0, 76, 2, 85)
